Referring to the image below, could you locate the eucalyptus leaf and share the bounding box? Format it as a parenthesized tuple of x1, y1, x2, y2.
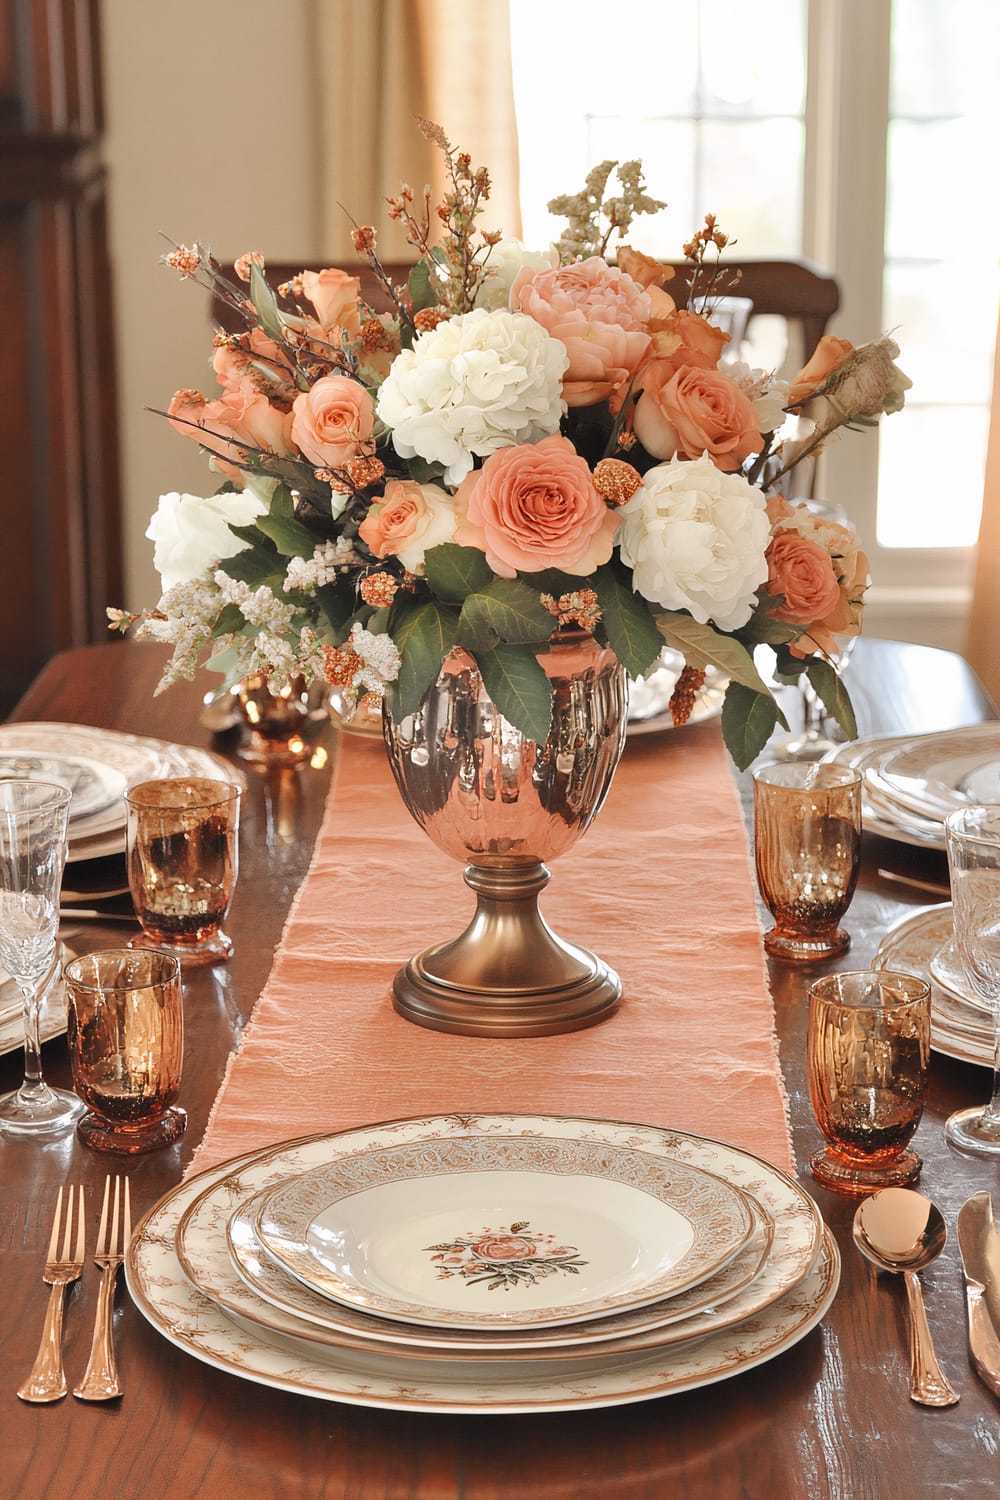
(657, 613, 775, 697)
(805, 656, 858, 740)
(592, 567, 663, 679)
(269, 483, 296, 520)
(424, 543, 493, 605)
(474, 645, 553, 744)
(720, 682, 783, 772)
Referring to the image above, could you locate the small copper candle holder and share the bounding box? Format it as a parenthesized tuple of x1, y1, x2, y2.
(807, 969, 931, 1193)
(65, 949, 186, 1154)
(236, 673, 313, 765)
(126, 777, 241, 966)
(753, 761, 862, 961)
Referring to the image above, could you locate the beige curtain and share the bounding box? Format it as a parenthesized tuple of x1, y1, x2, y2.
(966, 309, 1000, 708)
(314, 0, 521, 263)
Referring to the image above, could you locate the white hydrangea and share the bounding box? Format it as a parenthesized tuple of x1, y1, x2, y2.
(473, 240, 560, 311)
(725, 361, 789, 437)
(617, 454, 770, 632)
(375, 308, 567, 485)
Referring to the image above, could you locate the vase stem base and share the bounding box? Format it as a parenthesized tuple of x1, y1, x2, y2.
(392, 957, 622, 1037)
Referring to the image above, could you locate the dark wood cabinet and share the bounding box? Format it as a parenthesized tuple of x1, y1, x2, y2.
(0, 0, 121, 715)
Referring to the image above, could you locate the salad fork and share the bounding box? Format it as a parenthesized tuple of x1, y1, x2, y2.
(74, 1175, 131, 1402)
(17, 1184, 86, 1403)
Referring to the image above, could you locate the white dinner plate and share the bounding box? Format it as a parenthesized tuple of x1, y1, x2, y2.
(874, 905, 995, 1068)
(128, 1116, 839, 1414)
(253, 1134, 756, 1330)
(626, 653, 728, 736)
(929, 938, 995, 1016)
(0, 751, 127, 822)
(825, 737, 947, 849)
(877, 726, 1000, 823)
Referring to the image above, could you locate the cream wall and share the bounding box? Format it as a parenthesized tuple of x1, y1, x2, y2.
(101, 0, 322, 609)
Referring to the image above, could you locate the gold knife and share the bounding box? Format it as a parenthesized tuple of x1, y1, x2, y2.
(956, 1191, 1000, 1399)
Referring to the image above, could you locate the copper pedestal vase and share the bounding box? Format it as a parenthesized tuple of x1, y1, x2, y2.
(382, 634, 628, 1038)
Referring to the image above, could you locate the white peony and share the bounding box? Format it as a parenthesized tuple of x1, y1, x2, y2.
(146, 490, 268, 592)
(375, 308, 568, 486)
(473, 239, 560, 310)
(617, 454, 770, 631)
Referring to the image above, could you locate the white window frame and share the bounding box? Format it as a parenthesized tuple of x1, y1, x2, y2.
(803, 0, 973, 645)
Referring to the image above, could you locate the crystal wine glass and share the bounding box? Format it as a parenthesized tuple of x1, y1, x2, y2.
(943, 805, 1000, 1156)
(0, 780, 84, 1134)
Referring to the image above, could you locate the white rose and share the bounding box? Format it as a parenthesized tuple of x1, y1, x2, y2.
(375, 308, 567, 486)
(617, 454, 770, 631)
(725, 361, 789, 437)
(473, 240, 560, 310)
(146, 490, 268, 591)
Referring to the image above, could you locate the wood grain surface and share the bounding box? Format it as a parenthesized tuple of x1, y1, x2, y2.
(2, 638, 998, 1500)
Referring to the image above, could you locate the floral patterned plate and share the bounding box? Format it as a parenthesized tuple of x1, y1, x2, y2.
(128, 1116, 839, 1413)
(252, 1133, 756, 1330)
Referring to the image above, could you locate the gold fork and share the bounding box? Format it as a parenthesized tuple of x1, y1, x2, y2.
(17, 1184, 86, 1403)
(74, 1175, 131, 1402)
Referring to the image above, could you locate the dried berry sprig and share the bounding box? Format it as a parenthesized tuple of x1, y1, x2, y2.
(680, 213, 741, 314)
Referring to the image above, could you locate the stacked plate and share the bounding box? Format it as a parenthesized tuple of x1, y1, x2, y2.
(126, 1113, 840, 1414)
(826, 724, 1000, 850)
(627, 649, 728, 736)
(876, 906, 996, 1069)
(0, 722, 242, 864)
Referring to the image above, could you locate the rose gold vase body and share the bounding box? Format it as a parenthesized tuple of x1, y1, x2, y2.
(382, 635, 628, 1037)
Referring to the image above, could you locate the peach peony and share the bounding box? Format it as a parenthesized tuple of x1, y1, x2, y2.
(455, 434, 620, 578)
(511, 256, 651, 408)
(168, 379, 295, 485)
(301, 267, 362, 335)
(786, 335, 854, 408)
(291, 374, 376, 470)
(358, 479, 457, 575)
(633, 362, 762, 470)
(646, 308, 729, 372)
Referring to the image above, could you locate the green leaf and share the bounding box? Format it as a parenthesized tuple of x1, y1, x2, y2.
(592, 566, 663, 679)
(250, 262, 285, 342)
(524, 568, 592, 597)
(474, 646, 553, 744)
(269, 483, 295, 520)
(720, 682, 783, 772)
(656, 613, 775, 696)
(393, 600, 460, 718)
(405, 454, 448, 485)
(211, 602, 246, 639)
(314, 583, 354, 638)
(739, 610, 796, 646)
(458, 579, 552, 651)
(408, 259, 437, 314)
(220, 549, 284, 587)
(423, 543, 493, 605)
(256, 514, 316, 559)
(805, 656, 858, 740)
(226, 522, 275, 551)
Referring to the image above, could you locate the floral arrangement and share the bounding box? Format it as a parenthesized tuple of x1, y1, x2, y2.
(113, 122, 909, 768)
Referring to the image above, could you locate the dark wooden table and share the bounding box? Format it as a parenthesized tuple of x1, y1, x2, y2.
(3, 638, 999, 1500)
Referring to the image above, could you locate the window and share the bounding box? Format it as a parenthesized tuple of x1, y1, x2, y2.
(509, 0, 1000, 644)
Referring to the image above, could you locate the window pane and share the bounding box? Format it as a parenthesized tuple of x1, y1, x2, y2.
(884, 262, 999, 404)
(877, 405, 988, 549)
(886, 120, 1000, 260)
(699, 0, 806, 116)
(699, 121, 802, 254)
(891, 0, 1000, 119)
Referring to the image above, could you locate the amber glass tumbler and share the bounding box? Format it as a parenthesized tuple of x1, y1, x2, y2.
(65, 949, 186, 1153)
(807, 969, 931, 1193)
(126, 778, 241, 966)
(753, 762, 862, 960)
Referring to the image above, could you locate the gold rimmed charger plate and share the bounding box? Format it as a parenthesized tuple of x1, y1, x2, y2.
(127, 1116, 838, 1414)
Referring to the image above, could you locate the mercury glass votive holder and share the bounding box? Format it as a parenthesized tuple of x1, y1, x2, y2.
(126, 778, 242, 966)
(753, 761, 862, 961)
(65, 948, 186, 1154)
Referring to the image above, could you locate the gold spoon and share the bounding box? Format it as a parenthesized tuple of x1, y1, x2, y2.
(854, 1188, 960, 1407)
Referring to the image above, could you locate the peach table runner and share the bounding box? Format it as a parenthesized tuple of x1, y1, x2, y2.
(188, 721, 794, 1177)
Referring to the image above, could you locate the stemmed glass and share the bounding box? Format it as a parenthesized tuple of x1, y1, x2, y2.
(943, 805, 1000, 1156)
(0, 780, 85, 1134)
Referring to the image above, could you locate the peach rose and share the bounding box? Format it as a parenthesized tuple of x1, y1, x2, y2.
(764, 494, 870, 657)
(212, 328, 290, 394)
(454, 434, 620, 578)
(358, 479, 457, 575)
(633, 362, 762, 470)
(616, 245, 675, 291)
(511, 256, 651, 408)
(290, 374, 375, 469)
(764, 530, 842, 625)
(168, 378, 295, 486)
(786, 335, 854, 408)
(646, 308, 730, 372)
(301, 267, 362, 336)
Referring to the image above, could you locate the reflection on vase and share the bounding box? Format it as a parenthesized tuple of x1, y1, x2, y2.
(382, 633, 628, 1037)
